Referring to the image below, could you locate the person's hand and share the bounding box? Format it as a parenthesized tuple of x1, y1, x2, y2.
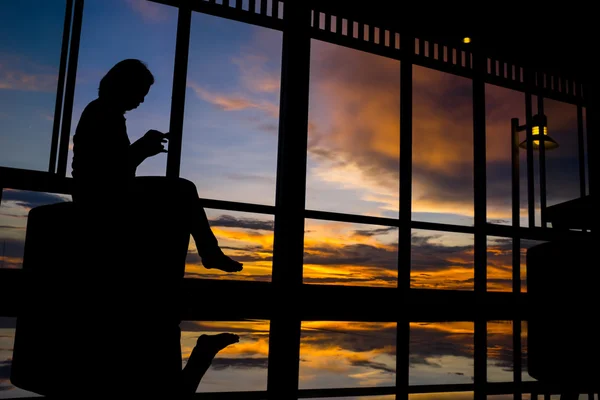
(140, 129, 169, 158)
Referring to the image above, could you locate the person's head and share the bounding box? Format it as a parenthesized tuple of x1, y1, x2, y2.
(98, 59, 154, 112)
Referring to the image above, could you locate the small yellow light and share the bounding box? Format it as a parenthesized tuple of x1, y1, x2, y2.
(463, 37, 471, 44)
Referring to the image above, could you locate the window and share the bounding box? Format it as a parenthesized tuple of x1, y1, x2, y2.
(487, 320, 513, 382)
(306, 40, 400, 218)
(0, 2, 590, 399)
(0, 189, 70, 270)
(66, 0, 178, 178)
(413, 66, 473, 226)
(543, 99, 581, 209)
(409, 322, 474, 385)
(487, 236, 511, 292)
(0, 1, 67, 171)
(180, 12, 282, 205)
(303, 219, 398, 287)
(185, 209, 273, 281)
(180, 319, 269, 392)
(299, 321, 396, 389)
(411, 230, 474, 290)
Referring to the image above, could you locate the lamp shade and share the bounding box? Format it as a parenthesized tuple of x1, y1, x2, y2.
(519, 114, 559, 150)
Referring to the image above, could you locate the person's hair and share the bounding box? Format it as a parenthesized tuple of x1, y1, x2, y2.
(98, 59, 155, 99)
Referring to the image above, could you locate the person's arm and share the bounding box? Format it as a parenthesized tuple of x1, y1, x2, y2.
(126, 130, 168, 173)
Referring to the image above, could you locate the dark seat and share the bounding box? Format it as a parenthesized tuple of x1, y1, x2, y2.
(527, 238, 598, 395)
(10, 201, 190, 397)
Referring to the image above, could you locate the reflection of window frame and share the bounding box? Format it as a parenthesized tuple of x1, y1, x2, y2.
(0, 0, 595, 398)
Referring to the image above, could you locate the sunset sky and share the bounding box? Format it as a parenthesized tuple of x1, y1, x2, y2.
(0, 0, 588, 397)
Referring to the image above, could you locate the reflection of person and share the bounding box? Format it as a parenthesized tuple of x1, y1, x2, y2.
(71, 58, 243, 273)
(179, 333, 239, 398)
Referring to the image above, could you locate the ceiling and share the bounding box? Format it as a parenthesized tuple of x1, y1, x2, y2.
(307, 1, 593, 81)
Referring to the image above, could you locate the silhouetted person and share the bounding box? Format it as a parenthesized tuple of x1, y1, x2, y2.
(66, 59, 244, 397)
(71, 58, 242, 274)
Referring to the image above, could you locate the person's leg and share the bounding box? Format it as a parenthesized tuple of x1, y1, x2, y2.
(179, 333, 239, 398)
(129, 176, 242, 272)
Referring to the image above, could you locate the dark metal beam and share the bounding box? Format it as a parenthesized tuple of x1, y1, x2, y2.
(472, 48, 488, 400)
(56, 0, 84, 178)
(49, 0, 73, 174)
(267, 1, 311, 397)
(166, 2, 191, 178)
(396, 32, 414, 400)
(1, 270, 534, 322)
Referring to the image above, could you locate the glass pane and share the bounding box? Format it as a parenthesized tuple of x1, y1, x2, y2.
(409, 322, 474, 385)
(411, 230, 474, 290)
(185, 209, 273, 281)
(485, 84, 528, 227)
(487, 321, 513, 382)
(303, 219, 398, 287)
(0, 317, 42, 397)
(521, 321, 536, 382)
(299, 321, 396, 389)
(487, 236, 512, 292)
(180, 13, 282, 205)
(543, 99, 581, 210)
(180, 320, 269, 392)
(0, 189, 70, 269)
(0, 1, 66, 171)
(305, 39, 400, 218)
(67, 0, 177, 178)
(412, 65, 473, 226)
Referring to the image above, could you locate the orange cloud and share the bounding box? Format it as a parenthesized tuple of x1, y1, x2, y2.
(0, 55, 57, 92)
(187, 81, 279, 118)
(232, 54, 280, 94)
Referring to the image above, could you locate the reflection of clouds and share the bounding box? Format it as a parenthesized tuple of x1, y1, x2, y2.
(298, 321, 519, 389)
(487, 321, 514, 382)
(180, 320, 269, 392)
(0, 316, 524, 392)
(300, 321, 396, 389)
(409, 322, 474, 385)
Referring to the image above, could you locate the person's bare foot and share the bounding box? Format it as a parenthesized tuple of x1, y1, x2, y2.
(195, 333, 239, 355)
(201, 251, 243, 273)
